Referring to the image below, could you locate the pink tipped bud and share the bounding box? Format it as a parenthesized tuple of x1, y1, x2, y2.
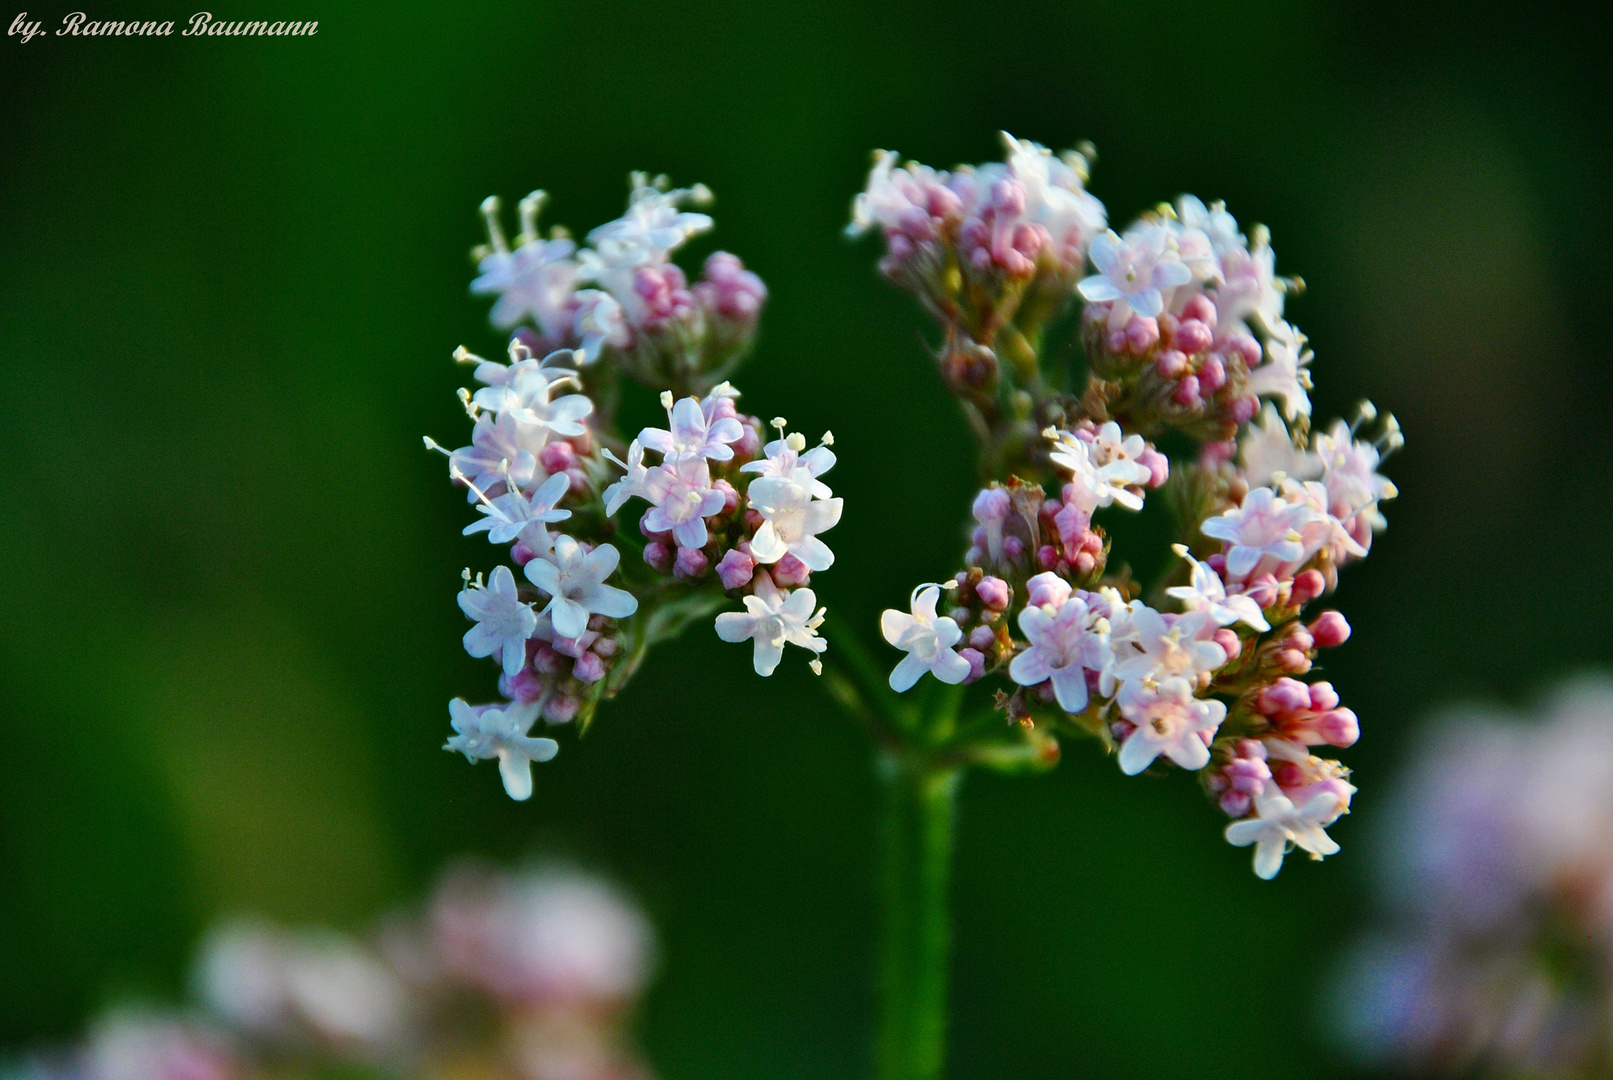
(1317, 708, 1360, 747)
(773, 553, 810, 587)
(1138, 447, 1170, 487)
(572, 651, 606, 684)
(1002, 535, 1026, 562)
(1198, 354, 1226, 392)
(1025, 570, 1072, 610)
(1125, 316, 1160, 353)
(1291, 569, 1326, 606)
(1310, 611, 1351, 648)
(1174, 375, 1202, 407)
(673, 545, 709, 581)
(1229, 334, 1262, 368)
(1278, 648, 1311, 673)
(712, 478, 740, 514)
(534, 643, 566, 675)
(715, 548, 755, 590)
(948, 607, 972, 626)
(977, 576, 1010, 611)
(1036, 544, 1060, 570)
(1181, 293, 1218, 327)
(1260, 678, 1312, 716)
(1308, 681, 1340, 711)
(1155, 349, 1189, 378)
(973, 487, 1011, 523)
(538, 441, 576, 473)
(544, 694, 579, 724)
(592, 636, 619, 659)
(968, 626, 996, 652)
(1218, 790, 1253, 818)
(552, 631, 597, 659)
(1287, 627, 1315, 653)
(640, 510, 672, 543)
(733, 424, 762, 460)
(567, 468, 588, 495)
(1228, 395, 1259, 425)
(1073, 550, 1097, 575)
(958, 647, 987, 684)
(643, 540, 674, 572)
(1214, 628, 1242, 662)
(1175, 319, 1214, 354)
(1107, 330, 1128, 353)
(510, 541, 538, 567)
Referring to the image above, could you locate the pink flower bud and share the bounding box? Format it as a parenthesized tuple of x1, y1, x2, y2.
(773, 553, 810, 587)
(1125, 315, 1160, 353)
(1198, 354, 1226, 392)
(712, 478, 740, 514)
(948, 606, 972, 626)
(510, 541, 538, 567)
(1240, 572, 1279, 607)
(1002, 535, 1026, 561)
(1181, 293, 1218, 327)
(1229, 334, 1262, 368)
(1290, 570, 1326, 607)
(958, 648, 987, 684)
(1227, 395, 1259, 425)
(1214, 628, 1242, 661)
(1026, 571, 1072, 610)
(673, 545, 709, 581)
(1073, 550, 1096, 574)
(732, 423, 762, 460)
(538, 441, 576, 473)
(1260, 679, 1313, 716)
(1308, 681, 1340, 711)
(534, 643, 566, 675)
(1309, 610, 1351, 648)
(1173, 375, 1202, 407)
(1138, 447, 1170, 487)
(643, 540, 674, 572)
(572, 651, 606, 684)
(972, 487, 1011, 523)
(640, 510, 672, 543)
(553, 631, 597, 659)
(1287, 626, 1315, 653)
(977, 576, 1010, 611)
(1218, 790, 1253, 818)
(968, 626, 996, 652)
(1175, 319, 1214, 354)
(1200, 440, 1237, 468)
(715, 548, 755, 590)
(1036, 544, 1060, 570)
(1277, 648, 1311, 673)
(544, 694, 579, 725)
(505, 667, 545, 704)
(592, 636, 619, 659)
(1155, 349, 1189, 378)
(1107, 330, 1128, 353)
(567, 468, 588, 495)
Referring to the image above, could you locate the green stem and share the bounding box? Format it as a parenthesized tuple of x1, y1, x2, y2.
(876, 754, 959, 1080)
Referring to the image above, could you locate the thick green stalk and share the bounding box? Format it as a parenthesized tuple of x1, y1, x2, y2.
(876, 755, 959, 1080)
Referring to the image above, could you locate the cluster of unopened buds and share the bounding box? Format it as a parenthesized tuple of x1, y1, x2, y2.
(851, 132, 1401, 878)
(428, 175, 840, 798)
(11, 863, 657, 1080)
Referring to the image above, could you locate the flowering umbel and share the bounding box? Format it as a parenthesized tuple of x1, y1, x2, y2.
(430, 175, 838, 798)
(850, 133, 1400, 878)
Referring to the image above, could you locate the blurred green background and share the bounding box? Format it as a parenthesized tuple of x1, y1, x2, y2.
(2, 1, 1611, 1076)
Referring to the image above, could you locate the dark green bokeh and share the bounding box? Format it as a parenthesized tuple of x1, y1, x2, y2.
(2, 2, 1610, 1076)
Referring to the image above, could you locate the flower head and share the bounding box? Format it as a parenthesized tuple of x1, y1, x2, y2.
(1078, 225, 1193, 319)
(1165, 544, 1270, 631)
(1224, 788, 1343, 879)
(1200, 486, 1316, 578)
(641, 457, 726, 549)
(445, 698, 558, 801)
(640, 392, 746, 463)
(1009, 594, 1113, 714)
(1115, 677, 1226, 775)
(523, 536, 638, 640)
(458, 566, 538, 678)
(881, 584, 972, 692)
(714, 572, 826, 676)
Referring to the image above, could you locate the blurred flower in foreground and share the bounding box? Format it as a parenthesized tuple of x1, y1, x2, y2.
(5, 862, 656, 1080)
(1329, 675, 1613, 1077)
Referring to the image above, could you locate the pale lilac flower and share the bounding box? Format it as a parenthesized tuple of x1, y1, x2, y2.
(1225, 788, 1343, 879)
(471, 355, 594, 438)
(740, 430, 836, 498)
(1213, 224, 1284, 333)
(459, 566, 538, 677)
(1200, 486, 1316, 578)
(1110, 606, 1227, 684)
(714, 571, 827, 676)
(1165, 544, 1270, 631)
(446, 698, 558, 801)
(1046, 427, 1151, 512)
(448, 411, 539, 500)
(746, 469, 843, 572)
(641, 457, 726, 549)
(846, 149, 952, 238)
(1115, 677, 1226, 775)
(1315, 414, 1400, 530)
(1239, 402, 1321, 489)
(1281, 478, 1369, 567)
(462, 471, 572, 547)
(584, 176, 713, 268)
(1177, 195, 1245, 257)
(1077, 225, 1193, 320)
(1000, 132, 1106, 261)
(639, 392, 745, 463)
(523, 536, 638, 640)
(881, 584, 972, 692)
(1246, 320, 1313, 420)
(469, 193, 580, 336)
(572, 289, 630, 365)
(1009, 594, 1113, 714)
(600, 439, 648, 515)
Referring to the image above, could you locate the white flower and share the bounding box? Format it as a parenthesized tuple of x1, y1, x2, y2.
(1000, 132, 1106, 255)
(584, 177, 712, 269)
(1200, 487, 1317, 578)
(881, 585, 972, 692)
(1246, 320, 1313, 421)
(1046, 426, 1151, 513)
(641, 457, 726, 549)
(746, 469, 843, 572)
(1077, 225, 1193, 319)
(572, 289, 630, 365)
(846, 149, 946, 238)
(601, 439, 648, 516)
(449, 411, 540, 500)
(1165, 544, 1270, 631)
(1213, 224, 1285, 334)
(1009, 594, 1113, 714)
(714, 572, 826, 676)
(471, 354, 594, 438)
(462, 471, 572, 547)
(1224, 788, 1343, 879)
(1314, 416, 1399, 530)
(1110, 606, 1227, 684)
(523, 535, 638, 640)
(1239, 402, 1321, 490)
(1281, 477, 1368, 566)
(469, 194, 580, 336)
(445, 698, 558, 801)
(1115, 677, 1226, 775)
(740, 431, 835, 499)
(459, 566, 538, 677)
(639, 393, 745, 463)
(1177, 195, 1245, 257)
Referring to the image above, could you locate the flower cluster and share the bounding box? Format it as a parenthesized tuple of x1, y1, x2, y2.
(430, 178, 839, 799)
(1330, 677, 1613, 1078)
(9, 863, 658, 1080)
(855, 136, 1400, 878)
